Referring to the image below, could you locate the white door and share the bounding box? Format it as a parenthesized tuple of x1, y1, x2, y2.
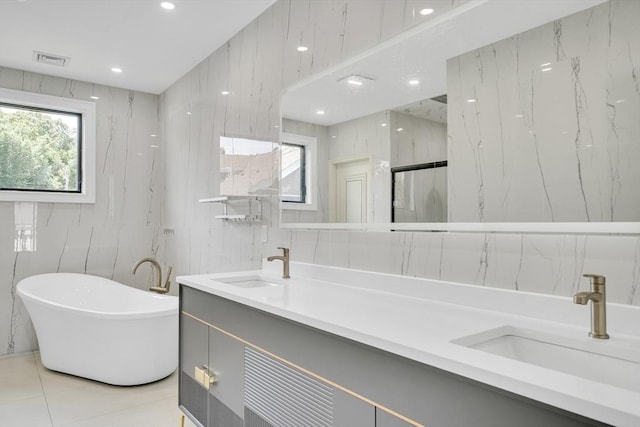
(335, 159, 369, 223)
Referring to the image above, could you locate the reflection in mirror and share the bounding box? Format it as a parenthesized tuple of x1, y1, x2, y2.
(280, 0, 639, 231)
(219, 136, 276, 196)
(392, 161, 447, 223)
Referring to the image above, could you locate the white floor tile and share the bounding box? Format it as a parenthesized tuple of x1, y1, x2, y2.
(0, 352, 43, 405)
(1, 352, 181, 427)
(0, 395, 52, 427)
(59, 396, 180, 427)
(45, 371, 178, 426)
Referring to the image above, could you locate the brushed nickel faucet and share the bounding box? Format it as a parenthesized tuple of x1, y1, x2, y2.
(267, 247, 290, 278)
(573, 273, 609, 339)
(131, 257, 173, 294)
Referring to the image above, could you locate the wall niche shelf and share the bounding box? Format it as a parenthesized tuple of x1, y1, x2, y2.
(198, 196, 263, 222)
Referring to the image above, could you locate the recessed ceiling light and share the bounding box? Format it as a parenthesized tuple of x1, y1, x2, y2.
(161, 2, 175, 10)
(150, 144, 160, 148)
(221, 91, 230, 95)
(150, 134, 158, 137)
(420, 8, 434, 16)
(316, 109, 325, 115)
(90, 96, 99, 100)
(515, 114, 524, 118)
(541, 67, 552, 72)
(274, 125, 280, 128)
(467, 99, 477, 103)
(186, 112, 191, 115)
(540, 62, 551, 67)
(297, 46, 308, 52)
(331, 135, 337, 139)
(616, 99, 625, 103)
(111, 67, 123, 73)
(396, 127, 404, 132)
(347, 78, 364, 86)
(380, 123, 387, 127)
(408, 79, 420, 86)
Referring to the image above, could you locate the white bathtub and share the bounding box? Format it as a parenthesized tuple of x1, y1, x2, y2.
(17, 273, 178, 386)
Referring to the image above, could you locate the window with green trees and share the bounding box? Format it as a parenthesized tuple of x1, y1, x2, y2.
(0, 88, 95, 204)
(0, 103, 81, 193)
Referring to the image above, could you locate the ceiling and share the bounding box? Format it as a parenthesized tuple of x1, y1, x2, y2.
(0, 0, 277, 94)
(281, 0, 605, 127)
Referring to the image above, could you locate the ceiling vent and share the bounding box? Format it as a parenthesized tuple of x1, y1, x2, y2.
(33, 51, 70, 67)
(336, 74, 375, 86)
(430, 94, 448, 104)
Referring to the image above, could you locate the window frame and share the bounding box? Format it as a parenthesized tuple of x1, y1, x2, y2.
(280, 132, 316, 211)
(0, 88, 96, 204)
(280, 142, 307, 203)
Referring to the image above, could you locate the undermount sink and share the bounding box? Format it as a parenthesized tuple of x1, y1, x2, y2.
(212, 274, 282, 289)
(453, 326, 640, 393)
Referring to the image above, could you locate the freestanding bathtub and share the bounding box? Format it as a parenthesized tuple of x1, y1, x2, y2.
(17, 273, 178, 386)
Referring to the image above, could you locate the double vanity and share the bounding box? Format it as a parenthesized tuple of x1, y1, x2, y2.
(177, 260, 640, 427)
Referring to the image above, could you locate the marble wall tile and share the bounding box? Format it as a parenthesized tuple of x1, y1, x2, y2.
(447, 0, 640, 222)
(0, 67, 162, 356)
(161, 0, 639, 328)
(285, 230, 639, 305)
(390, 112, 447, 167)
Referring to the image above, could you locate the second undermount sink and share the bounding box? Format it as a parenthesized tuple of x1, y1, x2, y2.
(213, 274, 282, 289)
(453, 326, 640, 393)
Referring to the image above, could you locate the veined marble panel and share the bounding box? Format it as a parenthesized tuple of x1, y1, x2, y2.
(287, 230, 640, 306)
(390, 111, 447, 167)
(447, 0, 640, 222)
(0, 68, 163, 356)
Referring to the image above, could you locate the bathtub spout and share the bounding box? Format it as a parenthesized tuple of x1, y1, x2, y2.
(131, 257, 171, 294)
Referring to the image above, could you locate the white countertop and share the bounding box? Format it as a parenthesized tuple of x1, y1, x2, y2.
(177, 261, 640, 427)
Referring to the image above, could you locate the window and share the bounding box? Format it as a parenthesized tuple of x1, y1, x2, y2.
(280, 133, 316, 210)
(280, 143, 306, 203)
(0, 88, 95, 203)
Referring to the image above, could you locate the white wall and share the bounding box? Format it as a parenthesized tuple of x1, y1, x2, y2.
(160, 0, 639, 308)
(0, 67, 163, 356)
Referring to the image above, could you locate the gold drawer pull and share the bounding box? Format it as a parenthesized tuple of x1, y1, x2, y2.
(194, 366, 217, 389)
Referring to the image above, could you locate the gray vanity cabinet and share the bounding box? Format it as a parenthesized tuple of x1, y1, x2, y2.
(179, 313, 209, 426)
(376, 410, 414, 427)
(207, 327, 244, 427)
(334, 390, 376, 426)
(179, 284, 606, 427)
(179, 305, 243, 426)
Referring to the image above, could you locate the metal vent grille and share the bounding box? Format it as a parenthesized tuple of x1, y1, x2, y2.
(430, 94, 448, 104)
(33, 51, 69, 67)
(244, 347, 334, 427)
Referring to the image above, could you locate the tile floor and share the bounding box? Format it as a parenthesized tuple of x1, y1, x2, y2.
(0, 351, 197, 427)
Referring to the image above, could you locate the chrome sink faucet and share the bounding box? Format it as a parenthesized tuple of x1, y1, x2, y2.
(573, 274, 609, 339)
(131, 257, 172, 294)
(267, 247, 290, 278)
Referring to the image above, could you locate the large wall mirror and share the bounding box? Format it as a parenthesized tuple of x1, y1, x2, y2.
(279, 0, 640, 234)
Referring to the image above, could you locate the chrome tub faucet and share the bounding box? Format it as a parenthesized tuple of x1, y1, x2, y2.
(131, 257, 172, 294)
(573, 273, 609, 339)
(267, 247, 290, 278)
